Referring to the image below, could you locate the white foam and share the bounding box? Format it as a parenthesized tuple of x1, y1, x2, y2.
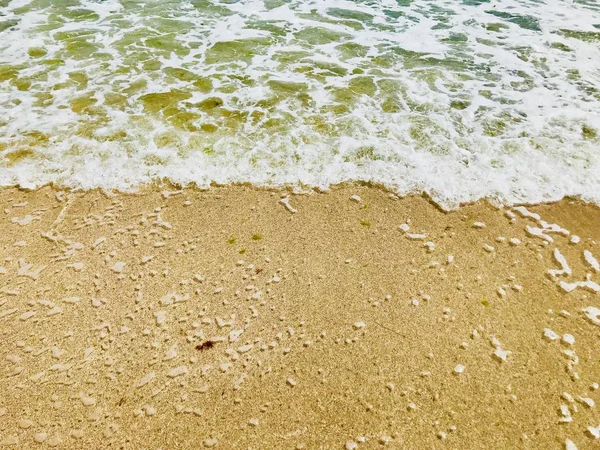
(584, 250, 600, 272)
(560, 281, 600, 294)
(582, 307, 600, 326)
(548, 249, 571, 278)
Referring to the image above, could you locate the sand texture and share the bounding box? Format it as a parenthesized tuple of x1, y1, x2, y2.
(0, 185, 599, 449)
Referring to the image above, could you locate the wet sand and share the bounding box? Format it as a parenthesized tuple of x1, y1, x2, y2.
(0, 185, 599, 449)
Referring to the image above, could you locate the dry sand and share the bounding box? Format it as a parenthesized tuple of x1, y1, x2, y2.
(0, 185, 599, 449)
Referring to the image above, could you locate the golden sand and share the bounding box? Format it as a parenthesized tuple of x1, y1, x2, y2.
(0, 185, 599, 449)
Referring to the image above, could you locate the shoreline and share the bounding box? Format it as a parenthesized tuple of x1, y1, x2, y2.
(3, 180, 600, 212)
(0, 184, 599, 449)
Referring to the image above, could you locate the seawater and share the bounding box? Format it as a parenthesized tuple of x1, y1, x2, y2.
(0, 0, 599, 208)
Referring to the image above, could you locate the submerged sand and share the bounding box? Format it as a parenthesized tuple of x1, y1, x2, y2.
(0, 185, 599, 449)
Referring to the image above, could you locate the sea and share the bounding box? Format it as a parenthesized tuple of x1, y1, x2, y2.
(0, 0, 599, 209)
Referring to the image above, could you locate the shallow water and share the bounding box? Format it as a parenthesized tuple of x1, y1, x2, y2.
(0, 0, 599, 208)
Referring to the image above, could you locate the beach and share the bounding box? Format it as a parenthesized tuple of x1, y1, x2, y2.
(0, 185, 599, 449)
(2, 0, 600, 448)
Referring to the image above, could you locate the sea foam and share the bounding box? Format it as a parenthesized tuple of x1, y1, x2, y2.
(0, 0, 599, 209)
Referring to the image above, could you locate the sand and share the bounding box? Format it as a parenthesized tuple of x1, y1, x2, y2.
(0, 184, 599, 449)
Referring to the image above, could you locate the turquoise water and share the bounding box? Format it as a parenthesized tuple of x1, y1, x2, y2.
(0, 0, 599, 208)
